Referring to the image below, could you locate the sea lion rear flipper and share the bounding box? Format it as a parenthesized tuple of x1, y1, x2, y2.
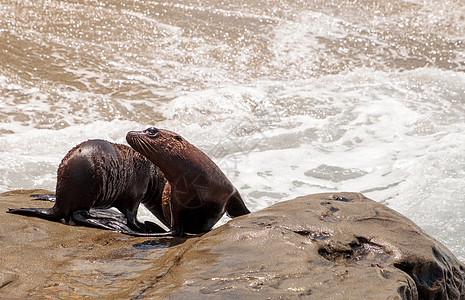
(72, 210, 135, 233)
(7, 207, 63, 221)
(72, 210, 177, 236)
(225, 191, 250, 218)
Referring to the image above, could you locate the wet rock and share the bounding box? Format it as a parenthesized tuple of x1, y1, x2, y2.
(140, 193, 465, 299)
(0, 190, 186, 298)
(1, 190, 464, 299)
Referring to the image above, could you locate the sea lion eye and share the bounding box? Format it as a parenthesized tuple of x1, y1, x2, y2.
(146, 127, 158, 136)
(175, 136, 183, 142)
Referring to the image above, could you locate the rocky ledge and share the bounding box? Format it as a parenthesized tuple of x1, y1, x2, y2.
(1, 190, 464, 299)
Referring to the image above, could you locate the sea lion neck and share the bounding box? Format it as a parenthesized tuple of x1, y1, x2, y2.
(126, 128, 216, 179)
(126, 128, 231, 191)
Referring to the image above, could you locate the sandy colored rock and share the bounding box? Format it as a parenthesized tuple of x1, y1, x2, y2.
(143, 193, 465, 299)
(1, 191, 464, 299)
(0, 190, 187, 298)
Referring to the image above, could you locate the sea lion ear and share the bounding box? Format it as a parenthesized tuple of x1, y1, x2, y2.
(174, 136, 183, 142)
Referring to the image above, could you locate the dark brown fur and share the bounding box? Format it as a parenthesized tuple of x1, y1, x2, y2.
(126, 127, 250, 236)
(8, 139, 168, 235)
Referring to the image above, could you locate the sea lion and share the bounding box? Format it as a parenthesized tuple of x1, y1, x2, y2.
(126, 127, 250, 236)
(7, 139, 169, 236)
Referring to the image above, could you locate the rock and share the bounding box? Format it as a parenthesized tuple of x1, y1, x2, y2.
(140, 192, 465, 299)
(0, 190, 188, 298)
(1, 190, 464, 299)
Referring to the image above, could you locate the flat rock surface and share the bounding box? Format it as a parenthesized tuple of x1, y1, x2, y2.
(1, 190, 464, 299)
(0, 190, 188, 299)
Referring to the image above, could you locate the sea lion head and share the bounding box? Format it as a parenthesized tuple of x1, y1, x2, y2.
(126, 127, 218, 181)
(126, 127, 188, 166)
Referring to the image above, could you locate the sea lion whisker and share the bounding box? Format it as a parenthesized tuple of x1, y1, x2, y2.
(130, 136, 148, 152)
(138, 140, 154, 154)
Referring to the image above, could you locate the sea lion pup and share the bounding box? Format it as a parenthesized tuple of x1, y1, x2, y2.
(126, 127, 250, 236)
(7, 139, 169, 236)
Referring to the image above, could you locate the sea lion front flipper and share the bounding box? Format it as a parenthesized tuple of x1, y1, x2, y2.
(138, 220, 169, 234)
(122, 209, 168, 234)
(225, 191, 250, 218)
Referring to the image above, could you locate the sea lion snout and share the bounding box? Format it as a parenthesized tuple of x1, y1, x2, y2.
(126, 128, 160, 144)
(126, 130, 144, 145)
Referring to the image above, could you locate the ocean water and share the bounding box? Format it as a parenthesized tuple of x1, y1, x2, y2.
(1, 0, 464, 261)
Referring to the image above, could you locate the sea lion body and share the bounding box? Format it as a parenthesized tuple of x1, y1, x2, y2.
(8, 139, 168, 235)
(126, 127, 250, 236)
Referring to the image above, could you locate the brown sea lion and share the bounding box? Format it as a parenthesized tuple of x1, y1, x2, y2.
(126, 127, 250, 236)
(7, 139, 169, 236)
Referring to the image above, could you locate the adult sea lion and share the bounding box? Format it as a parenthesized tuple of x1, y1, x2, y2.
(7, 139, 169, 236)
(126, 127, 250, 236)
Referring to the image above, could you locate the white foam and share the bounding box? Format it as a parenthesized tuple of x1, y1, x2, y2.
(140, 68, 465, 260)
(0, 120, 143, 192)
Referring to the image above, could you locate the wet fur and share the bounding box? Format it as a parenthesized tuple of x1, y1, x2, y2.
(126, 127, 250, 236)
(7, 140, 168, 236)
